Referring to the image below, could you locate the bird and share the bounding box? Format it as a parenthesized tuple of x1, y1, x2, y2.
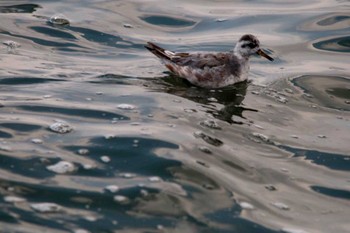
(145, 34, 274, 88)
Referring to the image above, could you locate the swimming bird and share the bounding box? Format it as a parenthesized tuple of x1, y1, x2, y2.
(145, 34, 274, 88)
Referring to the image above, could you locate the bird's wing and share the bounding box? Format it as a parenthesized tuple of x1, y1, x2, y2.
(172, 53, 229, 69)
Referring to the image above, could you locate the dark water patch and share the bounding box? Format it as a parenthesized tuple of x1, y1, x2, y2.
(18, 105, 129, 120)
(65, 136, 180, 178)
(69, 26, 144, 49)
(0, 154, 57, 179)
(0, 77, 64, 85)
(205, 206, 278, 233)
(0, 179, 175, 231)
(326, 87, 350, 99)
(280, 145, 350, 171)
(90, 73, 135, 85)
(0, 123, 42, 132)
(154, 76, 255, 124)
(317, 15, 350, 26)
(311, 186, 350, 200)
(159, 75, 248, 105)
(292, 75, 350, 111)
(0, 30, 85, 51)
(313, 36, 350, 53)
(170, 167, 221, 191)
(0, 210, 18, 224)
(0, 182, 75, 231)
(30, 26, 77, 40)
(0, 130, 12, 138)
(0, 4, 40, 14)
(140, 15, 196, 27)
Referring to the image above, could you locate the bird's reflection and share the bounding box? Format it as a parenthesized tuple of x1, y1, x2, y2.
(151, 73, 257, 124)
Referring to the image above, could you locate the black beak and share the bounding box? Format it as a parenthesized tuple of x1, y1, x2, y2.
(257, 49, 274, 61)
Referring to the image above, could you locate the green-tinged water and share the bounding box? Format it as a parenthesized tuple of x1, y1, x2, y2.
(0, 1, 349, 233)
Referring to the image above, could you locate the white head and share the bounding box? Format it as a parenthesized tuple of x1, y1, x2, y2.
(234, 34, 273, 61)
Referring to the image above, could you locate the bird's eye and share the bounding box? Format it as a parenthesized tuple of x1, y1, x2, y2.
(247, 43, 256, 48)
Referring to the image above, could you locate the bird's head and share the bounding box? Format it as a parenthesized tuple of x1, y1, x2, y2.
(234, 34, 274, 61)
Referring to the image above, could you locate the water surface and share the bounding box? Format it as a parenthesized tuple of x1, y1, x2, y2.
(1, 1, 349, 233)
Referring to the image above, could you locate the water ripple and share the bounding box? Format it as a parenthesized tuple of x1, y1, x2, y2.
(313, 36, 350, 53)
(0, 4, 40, 14)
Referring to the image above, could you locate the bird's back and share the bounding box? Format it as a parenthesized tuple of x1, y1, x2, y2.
(166, 52, 248, 88)
(145, 42, 249, 88)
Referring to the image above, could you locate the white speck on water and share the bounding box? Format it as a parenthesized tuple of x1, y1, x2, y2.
(290, 135, 299, 139)
(123, 23, 133, 28)
(49, 14, 70, 25)
(265, 185, 277, 191)
(276, 95, 288, 104)
(157, 225, 164, 230)
(117, 104, 135, 110)
(198, 146, 212, 154)
(74, 229, 90, 233)
(173, 99, 182, 103)
(281, 168, 289, 173)
(78, 148, 89, 155)
(281, 228, 310, 233)
(84, 216, 97, 222)
(148, 176, 161, 182)
(85, 97, 93, 101)
(121, 173, 135, 178)
(3, 40, 21, 52)
(272, 202, 290, 210)
(4, 196, 26, 203)
(252, 132, 270, 142)
(130, 122, 141, 126)
(30, 202, 62, 213)
(49, 121, 73, 134)
(284, 88, 294, 94)
(113, 195, 129, 203)
(317, 135, 327, 139)
(83, 164, 94, 170)
(100, 156, 111, 163)
(239, 202, 255, 210)
(207, 97, 218, 102)
(47, 161, 75, 174)
(194, 131, 202, 137)
(200, 119, 221, 130)
(253, 124, 265, 130)
(3, 40, 21, 48)
(140, 189, 149, 197)
(43, 95, 52, 99)
(95, 92, 103, 95)
(104, 134, 115, 139)
(184, 108, 196, 113)
(0, 145, 12, 151)
(251, 91, 260, 95)
(303, 93, 313, 98)
(104, 185, 120, 193)
(215, 18, 227, 22)
(31, 138, 43, 144)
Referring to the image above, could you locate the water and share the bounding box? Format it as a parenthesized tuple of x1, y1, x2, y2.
(0, 1, 349, 232)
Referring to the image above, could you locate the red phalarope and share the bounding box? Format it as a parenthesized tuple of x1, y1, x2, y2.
(145, 34, 274, 88)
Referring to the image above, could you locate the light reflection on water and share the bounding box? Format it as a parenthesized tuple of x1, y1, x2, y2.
(0, 1, 350, 233)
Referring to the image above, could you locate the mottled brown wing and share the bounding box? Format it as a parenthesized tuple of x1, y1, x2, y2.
(172, 53, 228, 69)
